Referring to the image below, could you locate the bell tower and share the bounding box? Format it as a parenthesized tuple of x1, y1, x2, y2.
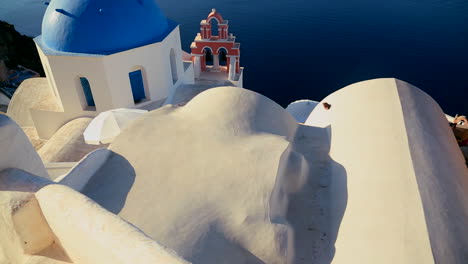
(190, 9, 241, 82)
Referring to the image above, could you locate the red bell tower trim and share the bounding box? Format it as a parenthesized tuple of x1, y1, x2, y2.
(191, 9, 241, 80)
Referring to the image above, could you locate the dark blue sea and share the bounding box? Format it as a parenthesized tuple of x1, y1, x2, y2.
(2, 0, 467, 114)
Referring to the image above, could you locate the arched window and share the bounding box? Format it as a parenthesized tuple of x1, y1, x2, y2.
(218, 48, 228, 66)
(204, 47, 213, 66)
(128, 69, 146, 104)
(210, 18, 219, 37)
(170, 48, 178, 84)
(79, 77, 95, 107)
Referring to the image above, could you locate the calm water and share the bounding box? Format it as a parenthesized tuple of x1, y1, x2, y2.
(2, 0, 467, 114)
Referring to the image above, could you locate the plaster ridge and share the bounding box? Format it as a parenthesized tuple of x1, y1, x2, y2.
(393, 79, 436, 263)
(395, 79, 468, 263)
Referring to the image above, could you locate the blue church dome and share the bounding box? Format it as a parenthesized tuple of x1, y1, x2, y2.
(41, 0, 170, 54)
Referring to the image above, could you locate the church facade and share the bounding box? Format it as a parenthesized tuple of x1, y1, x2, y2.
(31, 0, 196, 138)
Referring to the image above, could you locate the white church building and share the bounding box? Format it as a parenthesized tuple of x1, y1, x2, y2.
(27, 0, 244, 139)
(36, 0, 193, 111)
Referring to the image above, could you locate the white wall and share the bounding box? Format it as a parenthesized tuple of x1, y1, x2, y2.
(306, 79, 434, 263)
(102, 26, 185, 108)
(45, 54, 113, 113)
(36, 46, 63, 110)
(31, 52, 107, 138)
(236, 68, 244, 88)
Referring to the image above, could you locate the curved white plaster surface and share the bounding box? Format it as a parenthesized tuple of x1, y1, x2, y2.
(35, 184, 190, 264)
(2, 79, 465, 263)
(0, 168, 55, 264)
(395, 80, 468, 263)
(83, 108, 148, 145)
(38, 117, 105, 163)
(7, 78, 61, 127)
(84, 87, 305, 263)
(306, 78, 468, 263)
(58, 148, 112, 191)
(0, 114, 49, 179)
(285, 99, 319, 123)
(0, 168, 189, 264)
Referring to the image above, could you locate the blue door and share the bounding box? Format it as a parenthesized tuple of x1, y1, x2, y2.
(80, 77, 95, 107)
(129, 70, 145, 103)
